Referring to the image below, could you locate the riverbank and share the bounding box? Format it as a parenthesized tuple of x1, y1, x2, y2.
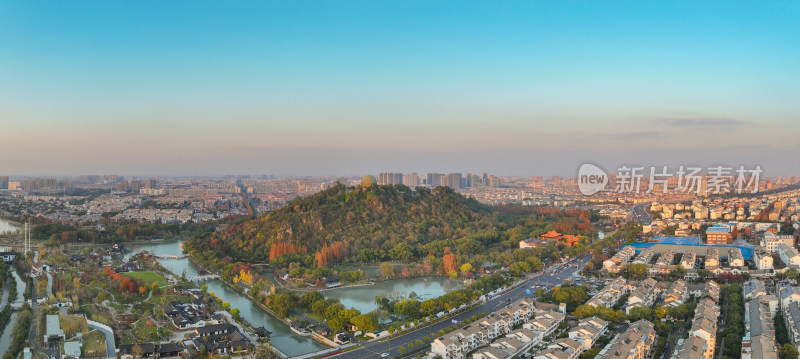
(186, 256, 335, 353)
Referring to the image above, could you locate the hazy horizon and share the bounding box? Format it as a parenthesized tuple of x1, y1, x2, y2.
(2, 1, 798, 176)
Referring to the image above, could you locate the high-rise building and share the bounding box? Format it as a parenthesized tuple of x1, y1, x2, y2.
(403, 173, 419, 187)
(378, 172, 403, 185)
(145, 179, 157, 189)
(426, 173, 444, 187)
(0, 176, 8, 189)
(445, 173, 462, 189)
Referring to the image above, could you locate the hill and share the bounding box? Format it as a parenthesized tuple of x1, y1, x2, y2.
(188, 183, 500, 265)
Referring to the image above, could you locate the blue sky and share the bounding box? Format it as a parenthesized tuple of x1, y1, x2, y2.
(1, 1, 798, 176)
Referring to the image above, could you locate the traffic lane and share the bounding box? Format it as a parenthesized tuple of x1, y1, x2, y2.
(337, 257, 590, 359)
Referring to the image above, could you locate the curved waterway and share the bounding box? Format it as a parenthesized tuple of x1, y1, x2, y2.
(0, 269, 28, 357)
(122, 240, 327, 356)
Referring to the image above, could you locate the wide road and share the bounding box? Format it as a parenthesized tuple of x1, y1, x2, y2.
(632, 203, 652, 224)
(329, 255, 592, 359)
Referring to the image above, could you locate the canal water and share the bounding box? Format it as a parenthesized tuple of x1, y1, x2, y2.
(123, 240, 463, 356)
(0, 268, 28, 357)
(123, 241, 328, 356)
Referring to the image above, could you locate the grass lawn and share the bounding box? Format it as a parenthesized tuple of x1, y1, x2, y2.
(126, 272, 168, 287)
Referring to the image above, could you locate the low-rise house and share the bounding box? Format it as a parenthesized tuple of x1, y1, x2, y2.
(473, 347, 510, 359)
(119, 343, 156, 359)
(44, 314, 65, 343)
(0, 251, 16, 263)
(191, 325, 251, 355)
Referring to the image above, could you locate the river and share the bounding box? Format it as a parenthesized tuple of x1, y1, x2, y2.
(0, 217, 19, 234)
(122, 241, 328, 356)
(0, 268, 28, 357)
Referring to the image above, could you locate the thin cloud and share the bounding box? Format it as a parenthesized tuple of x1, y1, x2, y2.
(660, 118, 747, 128)
(608, 131, 662, 140)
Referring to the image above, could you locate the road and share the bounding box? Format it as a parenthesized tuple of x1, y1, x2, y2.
(29, 274, 58, 359)
(632, 203, 652, 224)
(87, 320, 117, 359)
(328, 255, 592, 359)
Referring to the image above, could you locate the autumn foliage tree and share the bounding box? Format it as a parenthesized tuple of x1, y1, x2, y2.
(443, 253, 457, 275)
(269, 241, 307, 260)
(315, 242, 346, 266)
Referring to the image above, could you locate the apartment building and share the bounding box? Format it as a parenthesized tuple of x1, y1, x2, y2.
(632, 248, 655, 265)
(674, 297, 720, 359)
(664, 280, 689, 307)
(754, 248, 774, 270)
(680, 251, 697, 269)
(783, 301, 800, 352)
(603, 246, 636, 273)
(596, 320, 656, 359)
(778, 243, 800, 267)
(704, 247, 720, 268)
(745, 280, 768, 300)
(626, 278, 659, 313)
(742, 296, 779, 359)
(586, 277, 630, 308)
(779, 285, 800, 310)
(729, 248, 746, 267)
(568, 317, 609, 349)
(762, 232, 795, 253)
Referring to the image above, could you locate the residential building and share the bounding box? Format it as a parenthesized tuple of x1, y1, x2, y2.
(742, 296, 779, 359)
(626, 278, 659, 313)
(603, 247, 636, 273)
(680, 251, 697, 269)
(706, 225, 732, 245)
(762, 232, 795, 253)
(745, 280, 768, 300)
(778, 243, 800, 267)
(586, 277, 630, 308)
(729, 248, 746, 267)
(782, 302, 800, 352)
(632, 248, 655, 265)
(704, 247, 720, 268)
(664, 280, 688, 307)
(779, 285, 800, 310)
(568, 317, 608, 349)
(596, 320, 656, 359)
(754, 248, 774, 270)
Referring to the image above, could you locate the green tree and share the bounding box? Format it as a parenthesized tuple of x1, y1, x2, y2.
(350, 314, 378, 332)
(780, 344, 799, 359)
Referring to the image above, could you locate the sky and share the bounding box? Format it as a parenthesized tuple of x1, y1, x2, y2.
(1, 1, 799, 177)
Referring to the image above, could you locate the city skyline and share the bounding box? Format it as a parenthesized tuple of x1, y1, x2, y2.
(2, 1, 799, 176)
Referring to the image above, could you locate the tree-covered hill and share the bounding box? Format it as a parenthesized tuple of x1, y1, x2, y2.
(191, 182, 500, 263)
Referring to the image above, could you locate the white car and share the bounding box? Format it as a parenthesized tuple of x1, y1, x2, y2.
(381, 353, 390, 357)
